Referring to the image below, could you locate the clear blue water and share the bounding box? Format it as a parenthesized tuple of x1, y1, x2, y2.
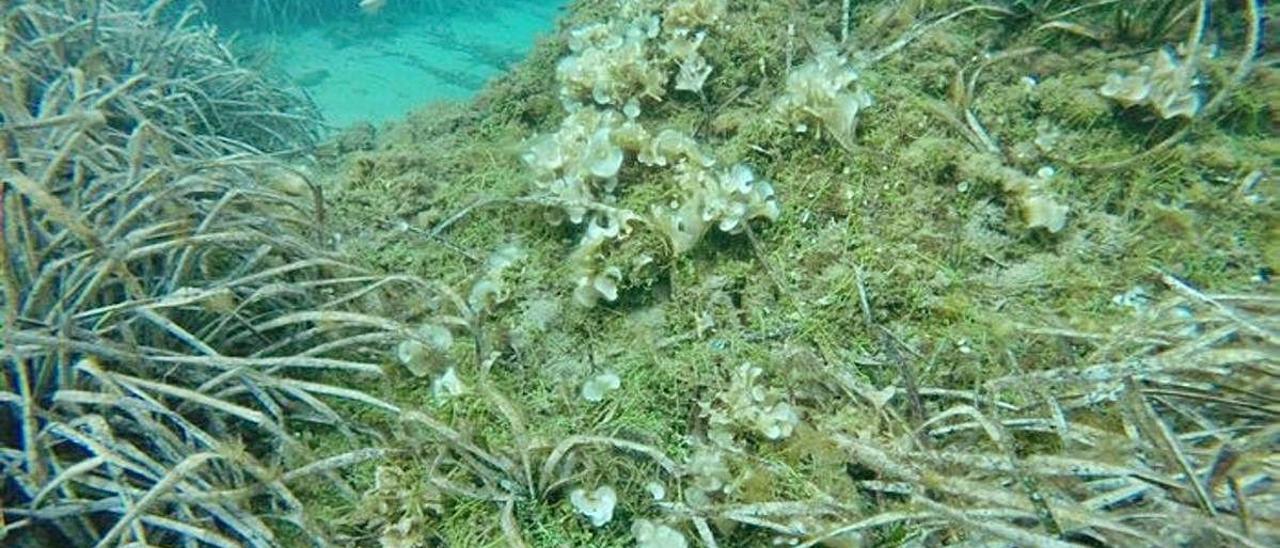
(218, 1, 567, 127)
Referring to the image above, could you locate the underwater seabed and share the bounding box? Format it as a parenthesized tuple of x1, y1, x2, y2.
(1, 0, 1277, 547)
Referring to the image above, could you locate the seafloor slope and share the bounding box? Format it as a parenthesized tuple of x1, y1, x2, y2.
(316, 0, 1277, 545)
(1, 0, 1275, 546)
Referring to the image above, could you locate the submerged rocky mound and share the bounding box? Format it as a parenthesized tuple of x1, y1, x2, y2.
(3, 0, 1275, 546)
(327, 0, 1276, 545)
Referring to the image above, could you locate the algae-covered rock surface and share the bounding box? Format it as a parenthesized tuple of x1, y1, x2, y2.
(312, 0, 1278, 545)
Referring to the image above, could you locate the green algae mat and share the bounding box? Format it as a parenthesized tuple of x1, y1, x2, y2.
(315, 0, 1277, 545)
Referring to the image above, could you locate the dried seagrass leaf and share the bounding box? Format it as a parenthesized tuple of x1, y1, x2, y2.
(540, 435, 679, 494)
(136, 514, 240, 548)
(95, 452, 222, 548)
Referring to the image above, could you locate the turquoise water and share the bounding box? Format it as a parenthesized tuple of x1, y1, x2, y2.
(220, 1, 567, 127)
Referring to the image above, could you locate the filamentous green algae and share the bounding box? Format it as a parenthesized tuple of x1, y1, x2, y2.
(319, 0, 1276, 545)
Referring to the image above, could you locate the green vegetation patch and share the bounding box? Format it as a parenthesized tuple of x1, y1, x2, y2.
(317, 0, 1276, 546)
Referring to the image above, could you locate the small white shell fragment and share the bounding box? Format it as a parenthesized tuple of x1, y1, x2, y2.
(581, 371, 621, 402)
(569, 486, 617, 527)
(432, 367, 466, 400)
(645, 481, 666, 501)
(397, 323, 454, 377)
(755, 401, 800, 440)
(359, 0, 386, 15)
(624, 98, 642, 119)
(633, 519, 687, 548)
